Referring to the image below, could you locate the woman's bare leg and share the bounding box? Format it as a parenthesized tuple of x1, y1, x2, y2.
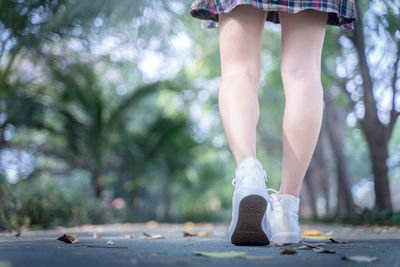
(278, 9, 328, 197)
(218, 5, 267, 165)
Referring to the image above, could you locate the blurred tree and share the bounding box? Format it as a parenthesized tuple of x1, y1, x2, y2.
(0, 0, 219, 227)
(324, 91, 354, 217)
(0, 0, 145, 150)
(2, 0, 398, 229)
(0, 0, 130, 89)
(338, 1, 399, 211)
(3, 54, 181, 198)
(304, 123, 333, 218)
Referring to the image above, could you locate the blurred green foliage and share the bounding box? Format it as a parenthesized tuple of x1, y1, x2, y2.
(0, 173, 115, 230)
(0, 0, 399, 232)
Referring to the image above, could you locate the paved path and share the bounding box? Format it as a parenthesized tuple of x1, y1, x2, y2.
(1, 222, 399, 266)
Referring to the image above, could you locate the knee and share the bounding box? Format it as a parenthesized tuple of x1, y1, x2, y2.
(221, 64, 261, 87)
(280, 62, 320, 81)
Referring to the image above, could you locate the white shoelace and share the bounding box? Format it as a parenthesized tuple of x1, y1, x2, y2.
(232, 169, 279, 210)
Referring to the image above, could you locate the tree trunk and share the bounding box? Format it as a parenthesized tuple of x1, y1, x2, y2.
(164, 174, 172, 222)
(346, 0, 394, 211)
(361, 123, 392, 210)
(301, 124, 332, 218)
(303, 168, 318, 217)
(301, 169, 317, 218)
(324, 92, 354, 217)
(370, 145, 391, 210)
(129, 187, 140, 216)
(91, 166, 103, 198)
(317, 126, 332, 216)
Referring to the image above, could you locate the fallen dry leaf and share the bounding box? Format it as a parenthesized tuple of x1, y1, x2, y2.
(183, 231, 209, 237)
(57, 233, 79, 244)
(12, 231, 21, 237)
(299, 241, 337, 254)
(313, 247, 336, 254)
(341, 255, 378, 263)
(302, 230, 321, 236)
(93, 232, 101, 239)
(143, 232, 165, 239)
(194, 251, 247, 258)
(107, 240, 114, 245)
(300, 242, 327, 248)
(280, 248, 297, 255)
(329, 237, 348, 243)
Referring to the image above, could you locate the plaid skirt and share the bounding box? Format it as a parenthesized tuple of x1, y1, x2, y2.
(189, 0, 358, 31)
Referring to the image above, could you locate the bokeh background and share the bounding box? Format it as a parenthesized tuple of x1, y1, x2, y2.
(0, 0, 399, 232)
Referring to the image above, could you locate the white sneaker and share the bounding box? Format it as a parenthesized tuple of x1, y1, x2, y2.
(267, 193, 302, 244)
(228, 156, 271, 246)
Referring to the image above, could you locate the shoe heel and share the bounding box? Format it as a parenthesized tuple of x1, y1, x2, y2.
(231, 194, 269, 246)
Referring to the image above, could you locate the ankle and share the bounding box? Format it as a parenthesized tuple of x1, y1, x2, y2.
(236, 155, 257, 166)
(275, 193, 300, 202)
(233, 156, 267, 187)
(278, 188, 300, 198)
(235, 156, 264, 172)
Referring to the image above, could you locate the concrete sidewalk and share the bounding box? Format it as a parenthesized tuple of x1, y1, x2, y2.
(0, 222, 399, 266)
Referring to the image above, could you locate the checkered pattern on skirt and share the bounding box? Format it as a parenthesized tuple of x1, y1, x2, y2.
(189, 0, 358, 31)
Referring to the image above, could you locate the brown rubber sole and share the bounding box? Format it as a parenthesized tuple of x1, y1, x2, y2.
(231, 194, 269, 246)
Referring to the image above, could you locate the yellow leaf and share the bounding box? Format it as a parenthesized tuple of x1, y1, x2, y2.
(302, 230, 321, 236)
(196, 231, 209, 237)
(184, 221, 195, 228)
(183, 231, 209, 237)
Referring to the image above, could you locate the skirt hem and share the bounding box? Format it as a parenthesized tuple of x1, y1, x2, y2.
(189, 2, 358, 31)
